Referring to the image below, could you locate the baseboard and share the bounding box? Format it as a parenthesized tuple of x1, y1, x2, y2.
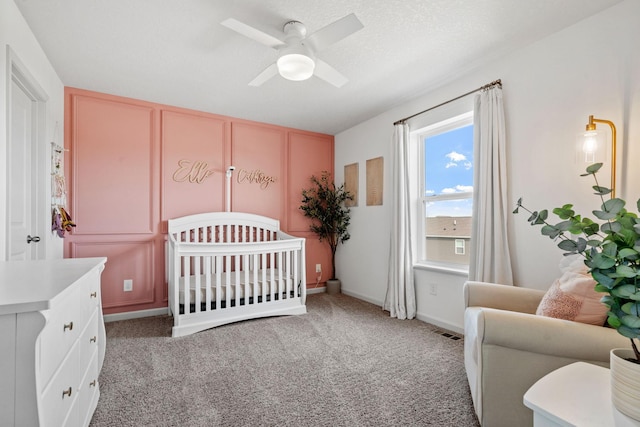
(341, 289, 383, 307)
(104, 307, 170, 323)
(307, 286, 326, 295)
(416, 311, 463, 335)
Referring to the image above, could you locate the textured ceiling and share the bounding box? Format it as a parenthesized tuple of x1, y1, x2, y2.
(15, 0, 622, 135)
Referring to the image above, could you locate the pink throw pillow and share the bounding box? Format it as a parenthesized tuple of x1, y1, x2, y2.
(536, 257, 608, 326)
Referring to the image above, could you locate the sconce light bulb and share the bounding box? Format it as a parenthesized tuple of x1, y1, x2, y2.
(582, 131, 598, 163)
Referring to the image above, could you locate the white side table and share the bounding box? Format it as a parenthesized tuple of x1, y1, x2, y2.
(524, 362, 640, 427)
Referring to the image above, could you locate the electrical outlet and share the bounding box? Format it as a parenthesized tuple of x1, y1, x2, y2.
(316, 264, 322, 273)
(124, 279, 133, 292)
(429, 283, 438, 296)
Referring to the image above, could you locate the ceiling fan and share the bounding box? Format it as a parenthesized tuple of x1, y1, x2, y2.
(221, 13, 363, 87)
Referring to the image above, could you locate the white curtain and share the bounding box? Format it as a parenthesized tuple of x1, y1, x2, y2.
(384, 123, 416, 319)
(468, 86, 514, 284)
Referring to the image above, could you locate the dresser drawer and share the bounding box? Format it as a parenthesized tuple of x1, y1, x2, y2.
(78, 348, 99, 427)
(39, 284, 88, 388)
(40, 340, 80, 427)
(83, 268, 102, 318)
(79, 308, 99, 371)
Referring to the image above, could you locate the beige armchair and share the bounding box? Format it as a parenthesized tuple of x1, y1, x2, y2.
(463, 281, 629, 427)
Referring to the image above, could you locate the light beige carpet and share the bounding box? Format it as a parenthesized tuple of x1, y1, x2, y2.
(90, 293, 480, 426)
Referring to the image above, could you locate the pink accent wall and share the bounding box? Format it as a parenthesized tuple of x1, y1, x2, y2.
(64, 88, 333, 315)
(162, 110, 227, 220)
(231, 122, 285, 219)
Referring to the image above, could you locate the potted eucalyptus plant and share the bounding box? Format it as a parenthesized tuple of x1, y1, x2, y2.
(300, 171, 353, 294)
(514, 163, 640, 420)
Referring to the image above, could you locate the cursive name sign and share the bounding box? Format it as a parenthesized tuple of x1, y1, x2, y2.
(237, 169, 277, 189)
(172, 159, 216, 184)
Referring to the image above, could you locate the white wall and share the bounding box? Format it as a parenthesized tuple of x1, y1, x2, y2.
(1, 0, 64, 260)
(335, 0, 640, 333)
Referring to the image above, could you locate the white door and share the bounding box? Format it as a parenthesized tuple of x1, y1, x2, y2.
(8, 78, 38, 260)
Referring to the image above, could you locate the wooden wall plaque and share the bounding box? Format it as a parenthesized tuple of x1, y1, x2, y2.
(344, 162, 358, 207)
(366, 157, 383, 206)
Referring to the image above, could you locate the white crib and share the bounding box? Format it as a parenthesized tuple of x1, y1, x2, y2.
(167, 212, 307, 337)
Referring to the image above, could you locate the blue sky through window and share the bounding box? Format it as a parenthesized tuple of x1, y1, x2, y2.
(424, 124, 473, 217)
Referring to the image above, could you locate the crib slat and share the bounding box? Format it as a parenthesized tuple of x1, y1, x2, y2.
(215, 256, 222, 308)
(291, 249, 297, 297)
(277, 251, 283, 299)
(194, 255, 201, 313)
(252, 254, 259, 305)
(183, 256, 191, 311)
(224, 254, 231, 309)
(204, 256, 212, 312)
(234, 254, 240, 307)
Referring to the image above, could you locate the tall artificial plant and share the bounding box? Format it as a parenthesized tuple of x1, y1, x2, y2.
(514, 163, 640, 363)
(300, 171, 353, 280)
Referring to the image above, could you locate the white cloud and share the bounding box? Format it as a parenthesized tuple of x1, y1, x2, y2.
(464, 161, 472, 170)
(441, 185, 473, 194)
(446, 151, 467, 162)
(445, 162, 457, 168)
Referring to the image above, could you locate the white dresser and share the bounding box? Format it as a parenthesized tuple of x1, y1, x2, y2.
(0, 257, 107, 427)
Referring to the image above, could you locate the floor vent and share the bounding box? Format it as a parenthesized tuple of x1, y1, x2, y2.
(438, 331, 462, 341)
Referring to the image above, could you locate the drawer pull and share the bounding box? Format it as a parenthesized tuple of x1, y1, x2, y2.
(90, 336, 97, 343)
(63, 322, 73, 332)
(90, 380, 97, 387)
(90, 291, 97, 298)
(62, 387, 72, 398)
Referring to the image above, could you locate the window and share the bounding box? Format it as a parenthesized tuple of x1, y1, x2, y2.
(414, 112, 473, 267)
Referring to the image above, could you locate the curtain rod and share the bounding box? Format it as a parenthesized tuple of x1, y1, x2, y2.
(393, 79, 502, 125)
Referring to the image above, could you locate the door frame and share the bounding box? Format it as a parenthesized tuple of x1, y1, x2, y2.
(6, 46, 49, 260)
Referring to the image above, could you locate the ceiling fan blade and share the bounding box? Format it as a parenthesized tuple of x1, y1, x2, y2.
(248, 63, 279, 87)
(221, 18, 285, 49)
(306, 13, 363, 52)
(314, 59, 348, 88)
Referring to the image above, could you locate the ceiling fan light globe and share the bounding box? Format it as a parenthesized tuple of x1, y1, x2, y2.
(277, 54, 315, 81)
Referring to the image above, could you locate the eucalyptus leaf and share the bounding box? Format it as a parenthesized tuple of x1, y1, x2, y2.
(604, 198, 626, 214)
(590, 252, 616, 269)
(608, 314, 622, 329)
(541, 225, 560, 238)
(601, 222, 621, 234)
(593, 209, 617, 220)
(592, 270, 615, 288)
(618, 248, 639, 260)
(615, 265, 637, 278)
(622, 302, 640, 316)
(621, 315, 640, 329)
(557, 239, 579, 252)
(617, 325, 640, 339)
(592, 185, 612, 195)
(612, 284, 639, 298)
(586, 163, 603, 174)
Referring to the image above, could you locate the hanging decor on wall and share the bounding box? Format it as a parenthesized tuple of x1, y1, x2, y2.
(236, 168, 278, 189)
(366, 157, 384, 206)
(51, 131, 75, 237)
(172, 159, 217, 184)
(344, 163, 359, 207)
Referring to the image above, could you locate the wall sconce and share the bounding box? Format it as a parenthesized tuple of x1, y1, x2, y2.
(577, 115, 617, 198)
